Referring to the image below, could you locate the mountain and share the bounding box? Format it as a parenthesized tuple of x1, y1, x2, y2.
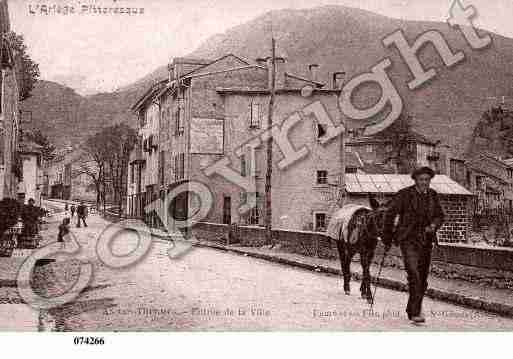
(20, 80, 143, 147)
(24, 5, 513, 157)
(186, 5, 513, 157)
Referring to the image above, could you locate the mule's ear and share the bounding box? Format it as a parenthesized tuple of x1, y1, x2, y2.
(369, 194, 380, 210)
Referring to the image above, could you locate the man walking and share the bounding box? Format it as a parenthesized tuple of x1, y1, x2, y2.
(70, 205, 75, 218)
(382, 166, 444, 324)
(76, 202, 88, 228)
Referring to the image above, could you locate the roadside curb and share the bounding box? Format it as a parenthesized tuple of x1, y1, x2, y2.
(189, 240, 513, 318)
(110, 221, 513, 318)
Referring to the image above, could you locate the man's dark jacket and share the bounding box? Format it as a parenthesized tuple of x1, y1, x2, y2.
(77, 205, 88, 218)
(383, 185, 445, 246)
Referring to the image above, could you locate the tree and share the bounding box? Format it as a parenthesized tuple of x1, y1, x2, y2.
(24, 129, 55, 161)
(78, 124, 137, 212)
(379, 113, 415, 174)
(103, 124, 138, 215)
(6, 31, 40, 101)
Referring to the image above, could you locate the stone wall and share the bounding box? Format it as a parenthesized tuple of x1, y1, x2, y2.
(192, 221, 513, 290)
(438, 195, 472, 243)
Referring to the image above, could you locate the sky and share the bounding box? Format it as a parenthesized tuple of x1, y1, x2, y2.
(8, 0, 513, 95)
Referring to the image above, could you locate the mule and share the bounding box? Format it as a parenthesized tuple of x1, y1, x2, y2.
(335, 196, 387, 304)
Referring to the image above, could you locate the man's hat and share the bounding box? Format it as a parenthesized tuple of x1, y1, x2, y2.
(411, 166, 435, 180)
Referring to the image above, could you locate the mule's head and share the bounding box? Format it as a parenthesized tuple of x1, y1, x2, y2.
(356, 194, 388, 240)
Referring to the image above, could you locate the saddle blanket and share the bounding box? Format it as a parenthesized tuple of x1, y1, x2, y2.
(326, 204, 371, 244)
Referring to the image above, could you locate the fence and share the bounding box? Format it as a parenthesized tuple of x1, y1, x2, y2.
(471, 204, 513, 247)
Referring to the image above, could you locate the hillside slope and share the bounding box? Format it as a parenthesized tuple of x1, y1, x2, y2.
(25, 5, 513, 156)
(20, 81, 142, 147)
(187, 5, 513, 157)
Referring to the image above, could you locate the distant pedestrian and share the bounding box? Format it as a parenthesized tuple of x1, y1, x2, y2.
(70, 205, 76, 218)
(382, 166, 444, 325)
(76, 202, 88, 228)
(22, 198, 41, 237)
(65, 203, 69, 211)
(57, 217, 70, 249)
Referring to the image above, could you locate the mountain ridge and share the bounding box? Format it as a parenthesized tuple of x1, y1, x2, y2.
(22, 5, 513, 157)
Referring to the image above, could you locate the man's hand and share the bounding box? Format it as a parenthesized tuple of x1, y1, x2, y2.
(381, 236, 392, 252)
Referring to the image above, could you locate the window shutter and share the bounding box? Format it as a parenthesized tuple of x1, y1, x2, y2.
(248, 102, 252, 128)
(240, 154, 246, 177)
(174, 155, 177, 181)
(245, 146, 253, 177)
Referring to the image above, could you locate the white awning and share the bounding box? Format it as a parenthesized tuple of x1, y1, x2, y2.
(345, 174, 473, 196)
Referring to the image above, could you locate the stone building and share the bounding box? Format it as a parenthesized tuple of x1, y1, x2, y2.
(127, 53, 346, 232)
(44, 146, 98, 202)
(345, 130, 442, 174)
(0, 0, 21, 201)
(344, 173, 474, 243)
(465, 153, 513, 211)
(17, 140, 43, 206)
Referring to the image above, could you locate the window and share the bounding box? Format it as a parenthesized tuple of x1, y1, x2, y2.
(130, 164, 135, 184)
(0, 129, 4, 166)
(249, 193, 260, 225)
(241, 154, 247, 177)
(366, 145, 373, 153)
(317, 124, 327, 139)
(174, 153, 185, 180)
(476, 176, 483, 189)
(316, 170, 328, 185)
(450, 159, 464, 181)
(180, 153, 185, 179)
(345, 167, 357, 174)
(175, 105, 184, 136)
(250, 102, 261, 129)
(159, 150, 165, 185)
(314, 212, 327, 232)
(223, 196, 231, 224)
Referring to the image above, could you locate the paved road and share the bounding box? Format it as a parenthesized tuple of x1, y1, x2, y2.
(35, 200, 513, 331)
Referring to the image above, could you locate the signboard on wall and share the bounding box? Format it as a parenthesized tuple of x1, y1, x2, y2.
(190, 118, 224, 154)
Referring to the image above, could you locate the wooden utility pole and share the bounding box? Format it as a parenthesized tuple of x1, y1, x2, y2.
(265, 38, 276, 245)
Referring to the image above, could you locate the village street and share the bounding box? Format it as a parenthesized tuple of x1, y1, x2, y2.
(22, 200, 513, 331)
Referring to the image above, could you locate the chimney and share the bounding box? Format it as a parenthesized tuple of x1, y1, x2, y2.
(268, 56, 286, 89)
(308, 64, 319, 83)
(332, 71, 346, 89)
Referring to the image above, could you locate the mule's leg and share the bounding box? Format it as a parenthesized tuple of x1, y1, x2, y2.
(362, 244, 378, 304)
(336, 241, 351, 295)
(360, 248, 372, 301)
(344, 248, 354, 295)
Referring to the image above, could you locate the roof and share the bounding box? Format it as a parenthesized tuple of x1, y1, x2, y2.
(19, 140, 43, 154)
(131, 79, 168, 112)
(345, 174, 473, 196)
(347, 129, 436, 146)
(215, 87, 342, 95)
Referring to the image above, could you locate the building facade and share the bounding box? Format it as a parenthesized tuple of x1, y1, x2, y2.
(44, 147, 98, 202)
(345, 130, 442, 174)
(0, 0, 21, 201)
(127, 54, 346, 232)
(17, 140, 43, 206)
(465, 153, 513, 211)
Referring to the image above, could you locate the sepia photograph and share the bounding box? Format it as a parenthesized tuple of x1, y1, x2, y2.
(1, 0, 513, 349)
